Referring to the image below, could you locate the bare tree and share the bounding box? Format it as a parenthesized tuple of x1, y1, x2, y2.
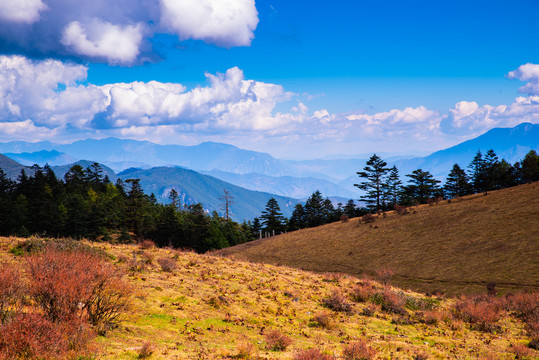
(219, 189, 235, 220)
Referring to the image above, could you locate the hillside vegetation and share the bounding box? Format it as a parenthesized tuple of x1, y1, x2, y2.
(219, 183, 539, 295)
(0, 236, 537, 359)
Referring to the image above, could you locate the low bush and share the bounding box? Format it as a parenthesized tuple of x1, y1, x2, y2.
(293, 349, 335, 360)
(342, 340, 377, 360)
(139, 239, 155, 249)
(350, 283, 377, 303)
(138, 341, 154, 359)
(235, 342, 258, 359)
(311, 311, 336, 329)
(0, 313, 93, 360)
(0, 263, 23, 324)
(394, 204, 408, 215)
(322, 290, 354, 314)
(157, 257, 177, 272)
(452, 296, 502, 332)
(370, 290, 407, 315)
(376, 268, 394, 286)
(361, 213, 376, 224)
(265, 330, 292, 351)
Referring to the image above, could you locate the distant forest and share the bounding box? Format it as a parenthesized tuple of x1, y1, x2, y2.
(0, 149, 538, 252)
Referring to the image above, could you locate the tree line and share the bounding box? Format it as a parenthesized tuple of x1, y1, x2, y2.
(0, 163, 253, 252)
(254, 150, 539, 235)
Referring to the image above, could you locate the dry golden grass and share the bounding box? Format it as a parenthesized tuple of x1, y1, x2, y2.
(1, 236, 538, 359)
(219, 183, 539, 295)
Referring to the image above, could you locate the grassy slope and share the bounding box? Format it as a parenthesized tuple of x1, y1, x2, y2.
(1, 237, 536, 360)
(219, 183, 539, 295)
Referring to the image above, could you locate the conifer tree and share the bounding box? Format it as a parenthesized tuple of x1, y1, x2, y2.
(355, 154, 389, 211)
(260, 198, 285, 234)
(444, 164, 471, 198)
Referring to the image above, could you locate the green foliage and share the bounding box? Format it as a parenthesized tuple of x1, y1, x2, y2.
(354, 154, 390, 211)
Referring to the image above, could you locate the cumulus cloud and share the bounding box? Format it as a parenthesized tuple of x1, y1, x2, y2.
(0, 0, 258, 64)
(61, 20, 144, 64)
(441, 97, 539, 135)
(507, 63, 539, 95)
(0, 0, 47, 24)
(160, 0, 258, 47)
(1, 56, 537, 155)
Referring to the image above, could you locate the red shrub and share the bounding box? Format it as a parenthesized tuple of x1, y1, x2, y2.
(361, 213, 376, 223)
(350, 283, 377, 303)
(394, 205, 408, 215)
(294, 349, 335, 360)
(0, 313, 93, 360)
(340, 215, 349, 223)
(139, 239, 156, 249)
(452, 296, 502, 332)
(26, 247, 131, 331)
(323, 290, 354, 314)
(342, 340, 377, 360)
(376, 268, 394, 286)
(0, 263, 24, 324)
(157, 257, 177, 272)
(265, 330, 293, 351)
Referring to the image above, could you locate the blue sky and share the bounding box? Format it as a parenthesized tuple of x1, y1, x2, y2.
(0, 0, 538, 158)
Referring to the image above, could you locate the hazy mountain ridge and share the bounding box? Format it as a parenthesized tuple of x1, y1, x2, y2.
(117, 166, 299, 221)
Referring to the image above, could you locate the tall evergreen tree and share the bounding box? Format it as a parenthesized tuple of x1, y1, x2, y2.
(343, 199, 357, 218)
(259, 198, 285, 235)
(354, 154, 389, 211)
(468, 150, 487, 194)
(304, 190, 328, 227)
(382, 165, 402, 208)
(444, 164, 471, 198)
(520, 150, 539, 183)
(287, 203, 306, 231)
(402, 169, 441, 204)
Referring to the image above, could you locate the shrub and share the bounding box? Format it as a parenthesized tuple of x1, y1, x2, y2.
(376, 268, 394, 286)
(342, 340, 377, 360)
(157, 257, 177, 272)
(452, 296, 502, 332)
(138, 341, 154, 359)
(312, 311, 336, 329)
(509, 292, 539, 322)
(511, 344, 535, 359)
(0, 313, 93, 360)
(361, 213, 376, 223)
(26, 246, 131, 332)
(293, 349, 335, 360)
(235, 342, 257, 359)
(340, 215, 349, 223)
(322, 290, 354, 314)
(370, 290, 406, 315)
(350, 283, 377, 303)
(0, 263, 23, 324)
(361, 303, 379, 317)
(419, 310, 444, 325)
(394, 204, 408, 215)
(265, 330, 292, 351)
(139, 240, 156, 249)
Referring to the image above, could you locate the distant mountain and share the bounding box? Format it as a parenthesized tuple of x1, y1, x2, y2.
(201, 170, 356, 199)
(51, 161, 118, 183)
(4, 150, 76, 167)
(1, 122, 537, 196)
(339, 122, 539, 191)
(117, 167, 299, 221)
(0, 154, 26, 180)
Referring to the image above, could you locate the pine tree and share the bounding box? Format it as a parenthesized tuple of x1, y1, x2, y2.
(259, 198, 285, 235)
(444, 164, 471, 198)
(304, 190, 328, 227)
(287, 203, 306, 231)
(354, 154, 389, 211)
(402, 169, 441, 204)
(468, 150, 487, 194)
(343, 199, 357, 218)
(520, 150, 539, 183)
(382, 165, 402, 208)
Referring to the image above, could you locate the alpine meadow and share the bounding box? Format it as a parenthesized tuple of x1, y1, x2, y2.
(0, 1, 538, 359)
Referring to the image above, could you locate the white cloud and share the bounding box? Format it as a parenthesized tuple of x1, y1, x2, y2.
(0, 120, 58, 141)
(61, 20, 144, 64)
(0, 0, 47, 24)
(0, 0, 259, 65)
(507, 63, 539, 95)
(159, 0, 258, 47)
(441, 97, 539, 135)
(347, 106, 438, 126)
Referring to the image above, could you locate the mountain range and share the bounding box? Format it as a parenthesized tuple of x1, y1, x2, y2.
(1, 122, 537, 220)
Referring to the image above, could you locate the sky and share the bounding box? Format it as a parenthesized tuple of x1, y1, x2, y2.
(0, 0, 538, 159)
